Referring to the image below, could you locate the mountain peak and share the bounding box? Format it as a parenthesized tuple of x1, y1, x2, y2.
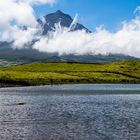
(55, 10, 63, 14)
(39, 10, 90, 35)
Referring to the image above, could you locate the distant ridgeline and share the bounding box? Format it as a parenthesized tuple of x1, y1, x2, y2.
(0, 10, 140, 65)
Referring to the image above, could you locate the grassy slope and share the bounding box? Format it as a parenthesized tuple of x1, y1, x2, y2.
(0, 60, 140, 86)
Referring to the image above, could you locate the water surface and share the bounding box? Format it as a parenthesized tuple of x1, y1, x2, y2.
(0, 84, 140, 140)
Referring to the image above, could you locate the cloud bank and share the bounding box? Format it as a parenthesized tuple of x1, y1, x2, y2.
(34, 15, 140, 58)
(0, 2, 140, 58)
(0, 0, 56, 27)
(0, 0, 56, 47)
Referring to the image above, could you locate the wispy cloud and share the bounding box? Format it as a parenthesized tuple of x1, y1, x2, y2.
(134, 6, 140, 15)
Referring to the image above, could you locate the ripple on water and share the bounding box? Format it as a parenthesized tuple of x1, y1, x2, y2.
(0, 84, 140, 140)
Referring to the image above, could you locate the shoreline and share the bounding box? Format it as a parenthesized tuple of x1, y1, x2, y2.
(1, 81, 140, 89)
(0, 84, 140, 95)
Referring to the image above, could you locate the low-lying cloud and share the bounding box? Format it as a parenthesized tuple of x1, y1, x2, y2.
(34, 15, 140, 58)
(0, 1, 140, 58)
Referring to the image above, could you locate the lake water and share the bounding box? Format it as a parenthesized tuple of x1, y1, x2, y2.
(0, 84, 140, 140)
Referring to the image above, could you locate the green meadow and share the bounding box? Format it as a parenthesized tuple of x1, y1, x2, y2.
(0, 60, 140, 87)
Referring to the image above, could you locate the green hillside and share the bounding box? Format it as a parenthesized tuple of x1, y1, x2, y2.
(0, 61, 140, 87)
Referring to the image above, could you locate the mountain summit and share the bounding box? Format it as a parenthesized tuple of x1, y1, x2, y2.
(38, 10, 90, 35)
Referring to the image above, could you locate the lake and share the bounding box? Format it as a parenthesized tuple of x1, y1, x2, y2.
(0, 84, 140, 140)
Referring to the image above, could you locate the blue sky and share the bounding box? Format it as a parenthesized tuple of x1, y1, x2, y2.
(34, 0, 140, 31)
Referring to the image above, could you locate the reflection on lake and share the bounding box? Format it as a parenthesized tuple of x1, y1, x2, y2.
(0, 84, 140, 140)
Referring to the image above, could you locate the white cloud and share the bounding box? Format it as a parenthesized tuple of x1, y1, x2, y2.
(26, 0, 57, 5)
(33, 16, 140, 58)
(1, 26, 40, 48)
(0, 0, 56, 47)
(134, 6, 140, 14)
(0, 0, 35, 27)
(0, 0, 57, 27)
